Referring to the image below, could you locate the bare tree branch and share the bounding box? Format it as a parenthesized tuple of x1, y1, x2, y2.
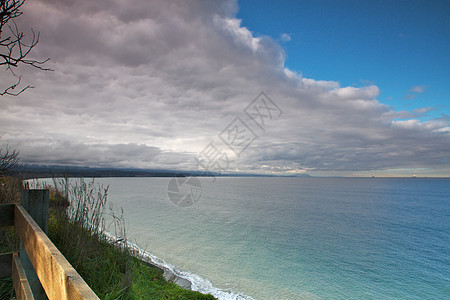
(0, 75, 32, 95)
(0, 144, 20, 176)
(1, 0, 51, 96)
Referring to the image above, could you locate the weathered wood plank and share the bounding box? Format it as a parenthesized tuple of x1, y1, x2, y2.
(0, 204, 14, 227)
(0, 252, 13, 278)
(14, 204, 99, 300)
(21, 189, 49, 299)
(22, 190, 49, 233)
(12, 253, 34, 300)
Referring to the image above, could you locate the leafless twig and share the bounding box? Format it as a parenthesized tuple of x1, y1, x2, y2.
(1, 0, 51, 96)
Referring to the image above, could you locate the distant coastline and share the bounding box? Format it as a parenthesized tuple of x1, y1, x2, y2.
(19, 164, 449, 180)
(19, 164, 313, 179)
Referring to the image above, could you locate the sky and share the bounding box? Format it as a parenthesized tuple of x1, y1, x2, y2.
(237, 0, 450, 120)
(0, 0, 449, 177)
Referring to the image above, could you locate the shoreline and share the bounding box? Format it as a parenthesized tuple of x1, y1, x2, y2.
(102, 231, 193, 290)
(139, 254, 192, 290)
(103, 231, 253, 300)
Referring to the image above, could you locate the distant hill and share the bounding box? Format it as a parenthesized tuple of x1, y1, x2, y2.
(19, 165, 191, 179)
(19, 164, 312, 179)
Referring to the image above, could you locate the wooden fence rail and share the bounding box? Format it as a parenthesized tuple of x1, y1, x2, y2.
(0, 190, 99, 300)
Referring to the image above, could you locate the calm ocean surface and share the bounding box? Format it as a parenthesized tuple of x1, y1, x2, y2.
(94, 177, 449, 299)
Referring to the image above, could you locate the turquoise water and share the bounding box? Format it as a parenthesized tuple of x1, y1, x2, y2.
(96, 177, 449, 299)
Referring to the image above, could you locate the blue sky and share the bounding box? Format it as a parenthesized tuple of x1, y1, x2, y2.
(237, 0, 450, 121)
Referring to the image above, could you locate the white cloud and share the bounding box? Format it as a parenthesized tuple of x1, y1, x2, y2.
(433, 127, 450, 134)
(404, 85, 427, 100)
(410, 85, 426, 93)
(414, 107, 434, 114)
(213, 16, 261, 52)
(0, 0, 449, 176)
(391, 119, 421, 129)
(280, 33, 291, 42)
(335, 86, 379, 98)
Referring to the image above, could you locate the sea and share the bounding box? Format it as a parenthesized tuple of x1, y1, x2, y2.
(41, 177, 450, 299)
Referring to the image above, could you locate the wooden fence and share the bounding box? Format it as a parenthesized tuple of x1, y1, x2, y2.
(0, 190, 99, 300)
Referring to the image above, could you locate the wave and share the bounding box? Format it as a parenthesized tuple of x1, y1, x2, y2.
(103, 231, 253, 300)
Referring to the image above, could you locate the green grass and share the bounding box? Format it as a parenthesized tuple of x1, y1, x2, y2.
(0, 176, 21, 300)
(129, 261, 214, 300)
(0, 278, 14, 300)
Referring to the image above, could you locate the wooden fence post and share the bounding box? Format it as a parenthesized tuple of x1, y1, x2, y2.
(20, 189, 49, 300)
